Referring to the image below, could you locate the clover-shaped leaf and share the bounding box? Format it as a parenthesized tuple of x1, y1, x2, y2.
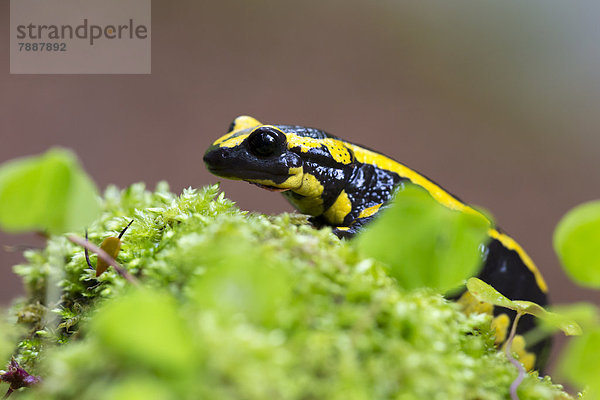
(466, 277, 581, 336)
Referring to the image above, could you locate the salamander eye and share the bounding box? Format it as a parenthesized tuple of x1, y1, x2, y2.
(247, 127, 284, 157)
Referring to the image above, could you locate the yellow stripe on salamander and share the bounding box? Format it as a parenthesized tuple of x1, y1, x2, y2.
(349, 144, 481, 217)
(488, 228, 548, 293)
(348, 143, 548, 293)
(286, 135, 353, 165)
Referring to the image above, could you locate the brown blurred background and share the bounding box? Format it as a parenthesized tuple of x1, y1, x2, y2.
(1, 0, 599, 372)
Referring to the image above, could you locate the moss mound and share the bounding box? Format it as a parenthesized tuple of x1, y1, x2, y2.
(2, 183, 570, 399)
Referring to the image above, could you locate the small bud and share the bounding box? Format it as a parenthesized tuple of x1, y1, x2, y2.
(0, 358, 41, 398)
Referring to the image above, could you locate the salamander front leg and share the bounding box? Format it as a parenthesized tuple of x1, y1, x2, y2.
(331, 215, 378, 239)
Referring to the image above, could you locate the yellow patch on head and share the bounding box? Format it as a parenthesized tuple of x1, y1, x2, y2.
(323, 190, 353, 225)
(231, 116, 262, 132)
(215, 133, 250, 148)
(212, 116, 262, 147)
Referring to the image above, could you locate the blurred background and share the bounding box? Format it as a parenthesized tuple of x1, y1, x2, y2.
(1, 0, 599, 372)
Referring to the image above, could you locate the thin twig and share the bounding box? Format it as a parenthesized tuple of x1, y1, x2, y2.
(84, 230, 93, 271)
(67, 235, 139, 285)
(505, 312, 525, 400)
(118, 220, 134, 239)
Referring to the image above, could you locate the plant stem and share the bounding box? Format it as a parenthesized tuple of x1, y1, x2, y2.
(505, 312, 525, 400)
(3, 388, 13, 399)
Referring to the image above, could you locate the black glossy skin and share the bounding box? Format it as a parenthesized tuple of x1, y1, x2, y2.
(204, 126, 303, 185)
(204, 117, 551, 369)
(205, 123, 407, 232)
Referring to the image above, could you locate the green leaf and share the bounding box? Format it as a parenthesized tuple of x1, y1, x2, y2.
(466, 276, 515, 309)
(101, 378, 177, 400)
(90, 289, 196, 374)
(554, 200, 600, 288)
(559, 327, 600, 398)
(355, 184, 491, 292)
(191, 235, 293, 327)
(544, 303, 600, 332)
(0, 148, 100, 234)
(467, 278, 582, 336)
(512, 301, 582, 336)
(0, 320, 15, 366)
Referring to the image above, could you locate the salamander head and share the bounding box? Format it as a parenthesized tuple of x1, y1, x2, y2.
(203, 116, 304, 191)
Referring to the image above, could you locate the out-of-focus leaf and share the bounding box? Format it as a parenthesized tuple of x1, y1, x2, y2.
(554, 200, 600, 288)
(559, 327, 600, 399)
(355, 184, 490, 292)
(0, 148, 99, 234)
(543, 303, 600, 332)
(467, 278, 581, 336)
(90, 289, 196, 374)
(101, 378, 177, 400)
(0, 319, 14, 367)
(191, 236, 292, 327)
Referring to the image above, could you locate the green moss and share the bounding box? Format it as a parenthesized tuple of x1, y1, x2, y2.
(3, 183, 571, 399)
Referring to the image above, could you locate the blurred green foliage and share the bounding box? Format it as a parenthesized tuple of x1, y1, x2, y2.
(559, 326, 600, 400)
(0, 182, 571, 399)
(552, 200, 600, 400)
(554, 200, 600, 288)
(0, 319, 16, 368)
(0, 148, 99, 234)
(356, 185, 490, 292)
(91, 289, 196, 374)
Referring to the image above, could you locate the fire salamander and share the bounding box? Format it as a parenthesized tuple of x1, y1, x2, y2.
(203, 115, 551, 370)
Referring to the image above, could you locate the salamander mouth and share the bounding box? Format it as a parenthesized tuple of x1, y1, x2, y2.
(204, 166, 240, 180)
(247, 181, 290, 192)
(206, 166, 289, 184)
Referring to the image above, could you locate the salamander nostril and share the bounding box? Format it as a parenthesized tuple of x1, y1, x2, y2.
(204, 146, 237, 171)
(203, 148, 221, 167)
